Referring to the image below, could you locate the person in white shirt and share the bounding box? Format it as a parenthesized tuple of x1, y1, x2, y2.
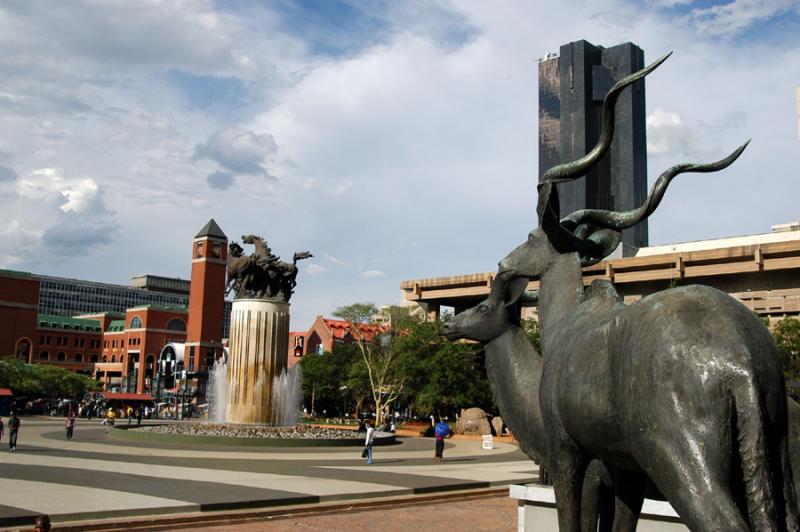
(364, 421, 375, 464)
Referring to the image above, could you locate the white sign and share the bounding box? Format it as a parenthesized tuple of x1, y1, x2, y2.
(481, 434, 493, 450)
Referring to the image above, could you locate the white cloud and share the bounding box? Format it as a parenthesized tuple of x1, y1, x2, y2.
(361, 270, 387, 279)
(684, 0, 800, 36)
(194, 127, 278, 178)
(324, 253, 343, 265)
(647, 107, 696, 156)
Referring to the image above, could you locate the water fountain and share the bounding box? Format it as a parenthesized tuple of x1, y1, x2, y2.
(117, 234, 394, 446)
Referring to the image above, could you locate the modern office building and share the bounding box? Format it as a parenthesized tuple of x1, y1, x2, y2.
(539, 40, 649, 256)
(35, 274, 230, 338)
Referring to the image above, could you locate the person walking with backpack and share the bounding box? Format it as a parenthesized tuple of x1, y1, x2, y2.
(8, 412, 20, 451)
(364, 420, 375, 465)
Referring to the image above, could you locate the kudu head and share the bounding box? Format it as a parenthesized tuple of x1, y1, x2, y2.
(499, 52, 749, 284)
(443, 277, 529, 343)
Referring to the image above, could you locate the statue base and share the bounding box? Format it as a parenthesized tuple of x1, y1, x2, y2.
(225, 299, 290, 424)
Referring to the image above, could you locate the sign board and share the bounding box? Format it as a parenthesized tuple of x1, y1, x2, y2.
(481, 434, 494, 450)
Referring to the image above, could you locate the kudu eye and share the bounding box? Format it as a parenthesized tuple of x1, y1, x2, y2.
(477, 305, 489, 314)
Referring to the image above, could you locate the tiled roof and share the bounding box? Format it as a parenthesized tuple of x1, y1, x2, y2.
(322, 319, 386, 341)
(37, 314, 102, 332)
(127, 304, 188, 312)
(0, 269, 34, 279)
(195, 218, 227, 239)
(101, 392, 154, 401)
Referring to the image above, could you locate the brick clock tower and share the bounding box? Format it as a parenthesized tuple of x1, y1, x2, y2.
(186, 219, 227, 374)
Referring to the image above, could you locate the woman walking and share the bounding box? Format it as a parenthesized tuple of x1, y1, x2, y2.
(364, 420, 375, 465)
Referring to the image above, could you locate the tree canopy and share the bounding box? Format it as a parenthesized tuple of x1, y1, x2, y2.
(299, 302, 495, 423)
(0, 358, 99, 398)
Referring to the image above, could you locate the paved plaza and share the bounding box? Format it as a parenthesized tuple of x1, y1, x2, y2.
(0, 418, 535, 530)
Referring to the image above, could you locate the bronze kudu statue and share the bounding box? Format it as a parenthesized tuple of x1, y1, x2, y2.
(496, 54, 798, 531)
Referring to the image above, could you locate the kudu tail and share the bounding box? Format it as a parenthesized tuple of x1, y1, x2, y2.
(733, 379, 799, 531)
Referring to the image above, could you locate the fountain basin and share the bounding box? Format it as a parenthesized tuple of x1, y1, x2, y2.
(110, 423, 397, 447)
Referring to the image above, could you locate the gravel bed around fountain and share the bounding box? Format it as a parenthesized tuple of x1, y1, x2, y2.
(111, 423, 396, 447)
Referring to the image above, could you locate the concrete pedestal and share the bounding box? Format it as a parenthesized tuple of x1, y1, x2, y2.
(226, 299, 290, 424)
(509, 484, 688, 531)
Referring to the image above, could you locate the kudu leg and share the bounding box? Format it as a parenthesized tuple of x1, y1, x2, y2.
(552, 451, 590, 532)
(611, 469, 645, 532)
(636, 438, 749, 531)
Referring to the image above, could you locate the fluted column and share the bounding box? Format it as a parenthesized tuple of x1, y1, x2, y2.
(226, 299, 290, 424)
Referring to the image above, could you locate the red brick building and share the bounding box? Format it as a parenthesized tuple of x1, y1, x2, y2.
(0, 219, 229, 396)
(288, 317, 386, 367)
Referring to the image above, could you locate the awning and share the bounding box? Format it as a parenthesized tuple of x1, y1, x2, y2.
(101, 392, 154, 402)
(0, 388, 12, 397)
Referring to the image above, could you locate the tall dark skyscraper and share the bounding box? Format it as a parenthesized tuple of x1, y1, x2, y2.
(539, 40, 649, 256)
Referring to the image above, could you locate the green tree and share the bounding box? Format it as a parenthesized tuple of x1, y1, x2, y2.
(414, 341, 493, 419)
(333, 302, 421, 425)
(522, 317, 541, 353)
(0, 358, 98, 398)
(773, 317, 800, 385)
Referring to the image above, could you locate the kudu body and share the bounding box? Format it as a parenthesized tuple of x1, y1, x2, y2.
(443, 279, 638, 531)
(496, 55, 798, 531)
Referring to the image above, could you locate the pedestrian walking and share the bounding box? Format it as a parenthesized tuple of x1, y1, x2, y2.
(136, 408, 143, 426)
(8, 411, 20, 451)
(127, 406, 133, 425)
(103, 408, 116, 433)
(65, 414, 76, 440)
(364, 420, 375, 465)
(434, 421, 450, 462)
(0, 417, 4, 443)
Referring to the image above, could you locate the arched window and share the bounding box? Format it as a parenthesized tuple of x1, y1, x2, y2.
(166, 318, 186, 332)
(130, 316, 142, 329)
(111, 355, 116, 363)
(74, 353, 84, 363)
(57, 352, 66, 361)
(39, 351, 49, 360)
(90, 354, 99, 363)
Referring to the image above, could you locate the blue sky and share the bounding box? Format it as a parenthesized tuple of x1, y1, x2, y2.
(1, 0, 799, 330)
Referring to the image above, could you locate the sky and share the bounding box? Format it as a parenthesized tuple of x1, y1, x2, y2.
(1, 0, 799, 331)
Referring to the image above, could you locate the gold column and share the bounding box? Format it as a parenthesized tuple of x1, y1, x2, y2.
(226, 299, 290, 424)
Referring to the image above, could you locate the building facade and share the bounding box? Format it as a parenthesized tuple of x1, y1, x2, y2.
(401, 225, 800, 324)
(287, 317, 387, 367)
(539, 40, 649, 256)
(0, 219, 231, 397)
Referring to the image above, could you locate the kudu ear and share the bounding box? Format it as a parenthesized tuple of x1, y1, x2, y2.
(504, 277, 529, 307)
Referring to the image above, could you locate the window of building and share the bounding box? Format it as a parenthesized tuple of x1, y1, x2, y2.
(130, 316, 142, 329)
(111, 355, 116, 363)
(74, 353, 83, 363)
(39, 351, 49, 360)
(57, 352, 66, 361)
(102, 355, 108, 362)
(166, 319, 186, 332)
(74, 337, 80, 347)
(90, 354, 99, 363)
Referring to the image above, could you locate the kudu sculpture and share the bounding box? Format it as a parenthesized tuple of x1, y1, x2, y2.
(496, 54, 798, 531)
(443, 277, 621, 531)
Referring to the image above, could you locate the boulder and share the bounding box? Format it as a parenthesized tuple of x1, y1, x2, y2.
(456, 407, 491, 435)
(491, 416, 505, 436)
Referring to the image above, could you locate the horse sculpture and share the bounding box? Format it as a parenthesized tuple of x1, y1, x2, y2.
(495, 54, 798, 531)
(226, 234, 312, 302)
